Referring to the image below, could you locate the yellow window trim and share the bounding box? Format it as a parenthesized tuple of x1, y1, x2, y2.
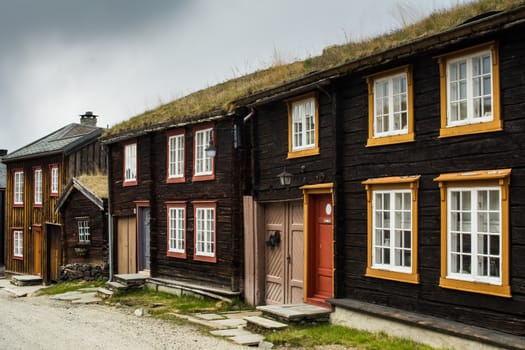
(437, 42, 502, 138)
(287, 92, 320, 159)
(363, 175, 420, 284)
(434, 168, 511, 298)
(366, 65, 415, 147)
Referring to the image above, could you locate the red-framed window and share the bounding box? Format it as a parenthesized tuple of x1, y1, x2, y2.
(12, 228, 23, 259)
(123, 140, 138, 187)
(166, 202, 186, 259)
(193, 201, 217, 263)
(33, 167, 43, 207)
(192, 123, 215, 182)
(50, 164, 59, 196)
(166, 129, 185, 183)
(13, 169, 24, 207)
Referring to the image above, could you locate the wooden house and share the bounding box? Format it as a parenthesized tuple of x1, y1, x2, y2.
(0, 149, 7, 266)
(55, 175, 108, 279)
(102, 112, 248, 295)
(2, 112, 106, 282)
(236, 4, 525, 339)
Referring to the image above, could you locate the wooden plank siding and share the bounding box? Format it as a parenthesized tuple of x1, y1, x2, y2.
(337, 29, 525, 335)
(4, 140, 106, 280)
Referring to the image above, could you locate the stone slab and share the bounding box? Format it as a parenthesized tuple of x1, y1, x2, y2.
(209, 318, 247, 328)
(245, 316, 288, 330)
(114, 274, 147, 282)
(210, 328, 254, 337)
(257, 303, 331, 321)
(3, 288, 28, 298)
(230, 333, 264, 346)
(51, 291, 83, 301)
(72, 295, 102, 304)
(195, 313, 225, 321)
(10, 275, 43, 286)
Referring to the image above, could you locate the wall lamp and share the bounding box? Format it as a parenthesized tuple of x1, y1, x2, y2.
(205, 140, 217, 158)
(204, 124, 240, 158)
(278, 168, 293, 186)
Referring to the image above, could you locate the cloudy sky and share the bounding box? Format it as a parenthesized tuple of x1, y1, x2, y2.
(0, 0, 467, 153)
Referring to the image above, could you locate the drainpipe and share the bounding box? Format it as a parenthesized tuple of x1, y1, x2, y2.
(106, 144, 114, 282)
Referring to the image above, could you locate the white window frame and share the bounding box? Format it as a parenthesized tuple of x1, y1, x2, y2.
(34, 168, 42, 206)
(446, 186, 502, 285)
(374, 72, 409, 137)
(372, 189, 413, 273)
(194, 128, 213, 177)
(446, 49, 493, 127)
(50, 165, 59, 195)
(291, 97, 316, 152)
(124, 142, 137, 184)
(168, 207, 186, 255)
(13, 230, 23, 258)
(78, 219, 90, 243)
(168, 133, 185, 179)
(14, 170, 24, 205)
(195, 206, 215, 259)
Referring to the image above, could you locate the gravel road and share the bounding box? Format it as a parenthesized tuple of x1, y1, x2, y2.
(0, 288, 249, 350)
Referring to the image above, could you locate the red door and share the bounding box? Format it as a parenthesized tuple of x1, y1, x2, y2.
(308, 194, 333, 306)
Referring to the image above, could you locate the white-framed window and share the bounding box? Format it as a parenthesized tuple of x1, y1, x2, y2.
(50, 164, 59, 195)
(194, 127, 213, 177)
(291, 97, 316, 152)
(167, 205, 186, 257)
(34, 168, 42, 206)
(447, 49, 493, 126)
(13, 170, 24, 206)
(194, 203, 216, 262)
(124, 142, 137, 185)
(372, 190, 412, 273)
(374, 73, 408, 137)
(13, 230, 23, 258)
(78, 220, 90, 243)
(167, 131, 185, 181)
(447, 187, 501, 284)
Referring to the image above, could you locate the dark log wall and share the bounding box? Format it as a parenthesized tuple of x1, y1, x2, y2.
(68, 141, 107, 177)
(150, 118, 244, 291)
(339, 30, 525, 335)
(109, 135, 152, 217)
(61, 190, 107, 265)
(253, 91, 336, 201)
(0, 189, 4, 264)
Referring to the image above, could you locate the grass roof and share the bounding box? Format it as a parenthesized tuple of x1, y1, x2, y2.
(76, 174, 108, 199)
(105, 0, 524, 138)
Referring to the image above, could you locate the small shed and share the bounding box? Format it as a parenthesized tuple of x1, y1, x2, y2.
(55, 175, 108, 280)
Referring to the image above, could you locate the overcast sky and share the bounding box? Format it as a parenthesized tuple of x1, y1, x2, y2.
(0, 0, 468, 153)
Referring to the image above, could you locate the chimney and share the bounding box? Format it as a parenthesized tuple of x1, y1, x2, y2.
(80, 111, 98, 127)
(0, 149, 7, 157)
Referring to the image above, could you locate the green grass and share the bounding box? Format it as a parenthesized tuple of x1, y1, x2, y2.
(266, 324, 441, 350)
(38, 279, 106, 295)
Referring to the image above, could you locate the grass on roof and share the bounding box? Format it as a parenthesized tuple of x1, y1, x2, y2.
(105, 0, 524, 137)
(77, 174, 108, 199)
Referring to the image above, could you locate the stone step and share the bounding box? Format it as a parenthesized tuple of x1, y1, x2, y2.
(10, 275, 43, 286)
(210, 328, 264, 346)
(257, 303, 331, 324)
(114, 274, 146, 288)
(96, 287, 114, 298)
(106, 281, 127, 291)
(244, 315, 288, 332)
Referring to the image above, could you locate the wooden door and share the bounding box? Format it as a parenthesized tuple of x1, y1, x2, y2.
(309, 194, 333, 303)
(48, 225, 61, 282)
(117, 216, 136, 274)
(138, 207, 151, 271)
(264, 201, 304, 305)
(33, 226, 42, 276)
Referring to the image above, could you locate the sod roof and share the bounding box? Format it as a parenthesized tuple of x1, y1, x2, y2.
(103, 0, 525, 141)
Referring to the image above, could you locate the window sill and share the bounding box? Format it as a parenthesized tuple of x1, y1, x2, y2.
(123, 180, 138, 187)
(194, 254, 217, 263)
(167, 251, 186, 259)
(287, 147, 320, 159)
(192, 174, 215, 182)
(366, 267, 419, 284)
(366, 133, 415, 147)
(439, 120, 502, 138)
(439, 277, 511, 298)
(12, 256, 23, 261)
(167, 176, 185, 184)
(13, 204, 24, 208)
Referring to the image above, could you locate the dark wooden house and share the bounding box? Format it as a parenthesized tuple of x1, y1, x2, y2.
(0, 149, 7, 266)
(237, 4, 525, 341)
(103, 112, 248, 295)
(2, 112, 106, 282)
(55, 175, 108, 278)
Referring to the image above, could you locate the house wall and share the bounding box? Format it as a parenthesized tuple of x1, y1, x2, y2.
(61, 190, 107, 266)
(338, 29, 525, 335)
(68, 141, 107, 177)
(0, 189, 4, 265)
(151, 118, 244, 291)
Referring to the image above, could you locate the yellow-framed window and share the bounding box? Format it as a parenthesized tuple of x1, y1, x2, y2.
(437, 42, 502, 138)
(434, 169, 511, 297)
(287, 93, 320, 159)
(362, 175, 420, 284)
(366, 65, 415, 147)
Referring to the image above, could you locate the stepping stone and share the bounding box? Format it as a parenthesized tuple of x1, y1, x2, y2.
(230, 333, 265, 346)
(106, 281, 127, 291)
(10, 275, 42, 286)
(210, 329, 254, 337)
(72, 294, 102, 304)
(4, 288, 27, 298)
(96, 287, 114, 298)
(195, 313, 225, 320)
(209, 318, 247, 328)
(51, 291, 83, 301)
(245, 315, 288, 330)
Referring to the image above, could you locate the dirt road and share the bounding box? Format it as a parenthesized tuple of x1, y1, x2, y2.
(0, 288, 248, 350)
